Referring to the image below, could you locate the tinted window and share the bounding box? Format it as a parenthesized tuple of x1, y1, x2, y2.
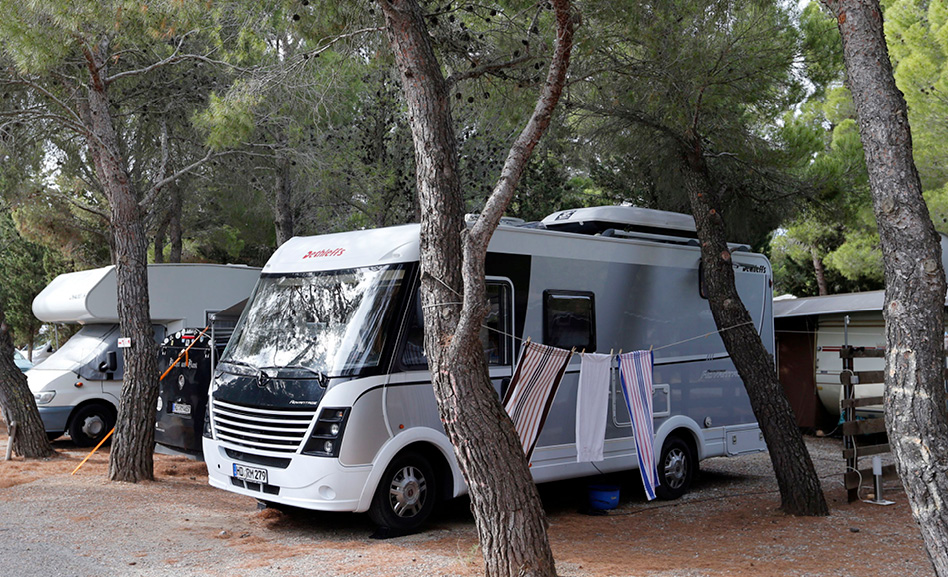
(543, 291, 596, 351)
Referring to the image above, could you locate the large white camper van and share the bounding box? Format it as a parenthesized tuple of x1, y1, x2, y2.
(203, 206, 772, 529)
(29, 263, 260, 446)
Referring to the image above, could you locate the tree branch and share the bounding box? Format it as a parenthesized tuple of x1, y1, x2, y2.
(1, 77, 88, 135)
(457, 0, 575, 346)
(139, 149, 242, 208)
(105, 30, 247, 84)
(445, 53, 536, 88)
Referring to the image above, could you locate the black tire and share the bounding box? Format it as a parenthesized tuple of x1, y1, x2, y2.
(68, 404, 114, 447)
(654, 436, 695, 500)
(368, 451, 437, 531)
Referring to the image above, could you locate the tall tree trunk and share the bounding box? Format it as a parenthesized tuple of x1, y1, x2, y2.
(0, 309, 54, 459)
(826, 1, 948, 573)
(377, 0, 572, 575)
(82, 38, 158, 482)
(811, 245, 829, 296)
(274, 156, 294, 247)
(168, 183, 183, 263)
(154, 211, 169, 264)
(681, 139, 829, 516)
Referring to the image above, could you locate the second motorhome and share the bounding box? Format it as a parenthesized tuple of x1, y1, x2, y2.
(29, 264, 260, 446)
(203, 206, 773, 529)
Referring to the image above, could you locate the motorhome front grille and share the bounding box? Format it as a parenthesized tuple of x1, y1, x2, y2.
(211, 399, 317, 453)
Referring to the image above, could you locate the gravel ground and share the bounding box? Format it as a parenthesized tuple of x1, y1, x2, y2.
(0, 428, 933, 577)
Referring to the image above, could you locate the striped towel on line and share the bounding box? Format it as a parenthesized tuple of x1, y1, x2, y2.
(503, 341, 573, 462)
(618, 350, 660, 500)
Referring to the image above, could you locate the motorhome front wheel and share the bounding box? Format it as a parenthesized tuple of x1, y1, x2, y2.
(68, 403, 114, 448)
(369, 451, 437, 531)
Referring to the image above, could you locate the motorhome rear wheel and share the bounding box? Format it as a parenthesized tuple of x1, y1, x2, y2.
(655, 436, 696, 500)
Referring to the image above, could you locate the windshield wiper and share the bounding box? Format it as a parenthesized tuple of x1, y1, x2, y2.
(218, 359, 263, 378)
(265, 364, 328, 387)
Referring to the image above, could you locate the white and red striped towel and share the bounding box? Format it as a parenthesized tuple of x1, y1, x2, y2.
(503, 341, 572, 462)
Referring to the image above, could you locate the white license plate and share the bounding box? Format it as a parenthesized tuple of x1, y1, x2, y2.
(233, 463, 268, 484)
(171, 402, 191, 416)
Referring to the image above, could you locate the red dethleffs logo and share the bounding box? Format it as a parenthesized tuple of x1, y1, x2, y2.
(303, 248, 346, 259)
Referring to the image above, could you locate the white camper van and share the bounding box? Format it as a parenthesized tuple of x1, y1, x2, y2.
(203, 206, 772, 529)
(29, 263, 261, 446)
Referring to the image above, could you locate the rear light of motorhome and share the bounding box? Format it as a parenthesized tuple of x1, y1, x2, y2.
(302, 408, 350, 458)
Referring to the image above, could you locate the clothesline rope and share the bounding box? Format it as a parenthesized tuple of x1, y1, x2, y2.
(482, 320, 757, 354)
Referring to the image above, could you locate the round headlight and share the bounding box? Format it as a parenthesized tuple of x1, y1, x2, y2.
(323, 440, 334, 453)
(330, 423, 340, 436)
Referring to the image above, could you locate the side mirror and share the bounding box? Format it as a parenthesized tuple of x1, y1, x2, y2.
(98, 350, 118, 373)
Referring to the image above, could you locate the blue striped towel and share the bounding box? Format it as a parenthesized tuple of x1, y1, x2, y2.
(618, 350, 659, 500)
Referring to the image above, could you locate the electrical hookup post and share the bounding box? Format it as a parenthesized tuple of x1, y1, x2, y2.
(840, 315, 897, 505)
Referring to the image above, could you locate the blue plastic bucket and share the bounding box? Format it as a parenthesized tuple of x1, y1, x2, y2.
(588, 484, 620, 510)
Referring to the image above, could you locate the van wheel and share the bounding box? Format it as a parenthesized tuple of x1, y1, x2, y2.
(655, 436, 695, 500)
(368, 451, 437, 531)
(68, 404, 114, 448)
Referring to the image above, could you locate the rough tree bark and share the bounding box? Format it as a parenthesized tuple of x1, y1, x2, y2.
(0, 308, 54, 459)
(825, 0, 948, 573)
(811, 246, 829, 296)
(154, 212, 168, 263)
(81, 36, 159, 482)
(152, 185, 182, 263)
(274, 156, 294, 247)
(168, 182, 183, 263)
(376, 0, 573, 575)
(681, 137, 829, 516)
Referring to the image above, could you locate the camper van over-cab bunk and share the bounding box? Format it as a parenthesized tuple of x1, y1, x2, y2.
(203, 206, 773, 530)
(29, 264, 261, 446)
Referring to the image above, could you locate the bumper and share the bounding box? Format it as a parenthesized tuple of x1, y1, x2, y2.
(203, 439, 374, 513)
(37, 406, 72, 433)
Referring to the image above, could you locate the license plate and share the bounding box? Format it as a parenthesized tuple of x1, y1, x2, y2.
(171, 402, 191, 416)
(233, 463, 268, 484)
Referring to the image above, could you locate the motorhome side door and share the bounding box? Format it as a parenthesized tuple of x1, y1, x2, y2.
(483, 278, 515, 398)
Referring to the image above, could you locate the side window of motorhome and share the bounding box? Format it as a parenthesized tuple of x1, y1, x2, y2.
(401, 282, 512, 367)
(543, 291, 596, 351)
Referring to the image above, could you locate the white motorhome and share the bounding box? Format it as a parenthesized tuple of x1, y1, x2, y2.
(203, 206, 772, 530)
(29, 263, 261, 446)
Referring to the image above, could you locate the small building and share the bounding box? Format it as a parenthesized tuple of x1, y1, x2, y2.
(774, 235, 948, 430)
(774, 292, 885, 431)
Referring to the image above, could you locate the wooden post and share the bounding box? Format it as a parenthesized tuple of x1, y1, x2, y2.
(5, 421, 16, 461)
(841, 346, 859, 502)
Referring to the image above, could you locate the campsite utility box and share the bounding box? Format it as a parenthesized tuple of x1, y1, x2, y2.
(155, 329, 221, 456)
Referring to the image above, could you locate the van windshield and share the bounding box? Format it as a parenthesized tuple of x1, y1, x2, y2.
(221, 265, 407, 378)
(37, 325, 117, 372)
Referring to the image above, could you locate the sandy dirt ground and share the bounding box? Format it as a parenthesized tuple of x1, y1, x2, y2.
(0, 422, 935, 577)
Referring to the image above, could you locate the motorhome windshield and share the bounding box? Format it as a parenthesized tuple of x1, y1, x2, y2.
(37, 325, 116, 372)
(221, 265, 407, 378)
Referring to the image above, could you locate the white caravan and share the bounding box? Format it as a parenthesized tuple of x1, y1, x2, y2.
(203, 206, 772, 530)
(29, 263, 261, 446)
